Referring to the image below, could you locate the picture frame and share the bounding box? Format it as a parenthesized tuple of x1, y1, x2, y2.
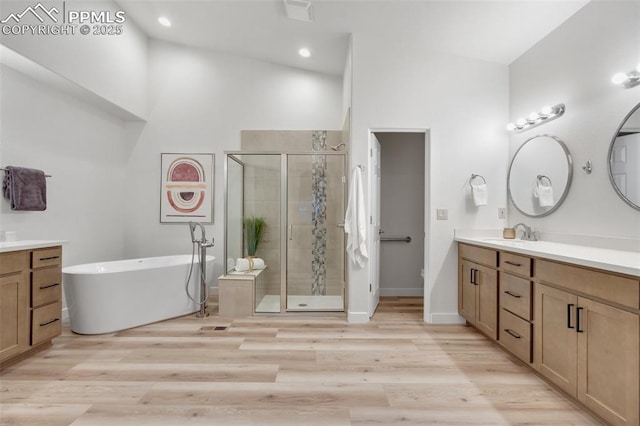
(160, 153, 214, 223)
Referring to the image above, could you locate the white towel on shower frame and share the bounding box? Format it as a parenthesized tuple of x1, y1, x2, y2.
(345, 167, 368, 268)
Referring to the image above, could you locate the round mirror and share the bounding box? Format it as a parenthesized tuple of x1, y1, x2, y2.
(508, 135, 573, 217)
(608, 102, 640, 211)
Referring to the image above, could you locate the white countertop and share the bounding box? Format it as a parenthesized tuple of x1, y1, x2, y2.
(0, 240, 66, 253)
(455, 234, 640, 278)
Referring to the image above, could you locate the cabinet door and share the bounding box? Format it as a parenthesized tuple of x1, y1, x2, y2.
(577, 298, 639, 426)
(0, 273, 29, 362)
(459, 261, 476, 325)
(534, 283, 578, 396)
(475, 264, 498, 340)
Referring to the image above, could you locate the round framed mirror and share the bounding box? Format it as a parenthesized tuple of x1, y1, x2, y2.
(508, 135, 573, 217)
(608, 102, 640, 211)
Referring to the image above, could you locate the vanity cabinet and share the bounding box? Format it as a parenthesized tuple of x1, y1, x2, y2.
(534, 260, 639, 426)
(458, 244, 498, 339)
(0, 251, 29, 362)
(0, 246, 62, 369)
(498, 252, 533, 363)
(457, 241, 640, 425)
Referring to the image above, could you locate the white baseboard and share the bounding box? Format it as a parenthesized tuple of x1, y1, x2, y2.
(428, 312, 466, 324)
(380, 288, 423, 297)
(348, 311, 370, 323)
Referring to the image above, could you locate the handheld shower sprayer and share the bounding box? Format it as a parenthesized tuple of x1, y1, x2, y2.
(189, 221, 205, 244)
(186, 222, 214, 318)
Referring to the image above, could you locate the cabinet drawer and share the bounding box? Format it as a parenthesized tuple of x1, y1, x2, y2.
(31, 247, 62, 269)
(500, 272, 532, 320)
(459, 244, 497, 267)
(536, 259, 639, 309)
(0, 251, 27, 275)
(499, 308, 532, 363)
(500, 252, 532, 277)
(32, 268, 62, 307)
(32, 301, 62, 346)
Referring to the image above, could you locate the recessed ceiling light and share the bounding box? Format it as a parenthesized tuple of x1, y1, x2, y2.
(298, 48, 311, 58)
(158, 16, 171, 27)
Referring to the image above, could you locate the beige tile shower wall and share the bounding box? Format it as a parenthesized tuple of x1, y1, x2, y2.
(241, 131, 342, 152)
(240, 131, 345, 298)
(242, 155, 281, 299)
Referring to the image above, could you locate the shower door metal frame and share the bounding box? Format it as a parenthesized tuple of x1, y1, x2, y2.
(225, 151, 348, 314)
(223, 154, 245, 274)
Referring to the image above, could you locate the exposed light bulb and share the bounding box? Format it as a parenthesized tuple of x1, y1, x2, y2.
(527, 112, 540, 123)
(612, 72, 628, 85)
(506, 123, 517, 131)
(540, 105, 554, 117)
(158, 16, 171, 27)
(298, 48, 311, 58)
(515, 118, 527, 128)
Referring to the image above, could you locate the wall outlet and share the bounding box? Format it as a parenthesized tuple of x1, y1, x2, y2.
(436, 209, 448, 220)
(498, 208, 506, 219)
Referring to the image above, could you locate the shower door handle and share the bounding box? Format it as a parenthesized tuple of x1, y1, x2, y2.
(289, 224, 293, 240)
(336, 223, 345, 229)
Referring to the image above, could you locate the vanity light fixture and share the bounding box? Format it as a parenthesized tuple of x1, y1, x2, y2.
(506, 103, 565, 133)
(158, 16, 171, 27)
(611, 66, 640, 88)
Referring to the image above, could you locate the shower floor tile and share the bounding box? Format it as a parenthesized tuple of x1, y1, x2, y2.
(256, 295, 344, 313)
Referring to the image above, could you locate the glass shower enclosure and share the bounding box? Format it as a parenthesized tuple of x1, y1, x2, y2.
(224, 152, 346, 313)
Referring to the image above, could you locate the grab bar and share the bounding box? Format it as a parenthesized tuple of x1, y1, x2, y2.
(381, 236, 411, 243)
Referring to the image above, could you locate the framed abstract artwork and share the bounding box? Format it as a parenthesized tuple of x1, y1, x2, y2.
(160, 153, 214, 223)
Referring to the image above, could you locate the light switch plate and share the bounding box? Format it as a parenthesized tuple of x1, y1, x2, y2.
(436, 209, 448, 220)
(498, 208, 506, 219)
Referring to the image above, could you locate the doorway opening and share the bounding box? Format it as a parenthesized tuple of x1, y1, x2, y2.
(368, 130, 429, 318)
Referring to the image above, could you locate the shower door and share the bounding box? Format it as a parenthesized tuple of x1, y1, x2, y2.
(286, 154, 346, 311)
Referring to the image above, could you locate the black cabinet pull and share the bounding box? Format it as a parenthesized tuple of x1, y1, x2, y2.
(39, 318, 59, 327)
(470, 268, 478, 285)
(470, 268, 475, 285)
(504, 260, 522, 267)
(505, 329, 521, 339)
(39, 283, 60, 290)
(504, 290, 521, 298)
(576, 307, 584, 333)
(38, 256, 60, 261)
(567, 304, 574, 329)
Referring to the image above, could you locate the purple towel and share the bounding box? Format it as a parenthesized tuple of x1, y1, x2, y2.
(2, 166, 47, 211)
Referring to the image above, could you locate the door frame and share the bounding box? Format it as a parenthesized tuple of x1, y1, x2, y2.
(367, 128, 430, 321)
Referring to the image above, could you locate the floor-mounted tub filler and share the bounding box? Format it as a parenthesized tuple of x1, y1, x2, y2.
(63, 254, 215, 334)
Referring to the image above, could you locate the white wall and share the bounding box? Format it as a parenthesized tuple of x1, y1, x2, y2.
(349, 34, 509, 322)
(0, 65, 128, 268)
(377, 132, 425, 296)
(509, 1, 640, 239)
(122, 40, 343, 281)
(1, 0, 148, 118)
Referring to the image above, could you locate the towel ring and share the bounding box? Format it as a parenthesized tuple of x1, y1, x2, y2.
(536, 175, 552, 187)
(469, 174, 486, 188)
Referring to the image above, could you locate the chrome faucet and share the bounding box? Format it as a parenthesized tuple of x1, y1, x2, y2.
(513, 223, 537, 241)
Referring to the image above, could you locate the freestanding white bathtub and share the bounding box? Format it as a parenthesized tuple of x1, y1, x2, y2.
(62, 255, 215, 334)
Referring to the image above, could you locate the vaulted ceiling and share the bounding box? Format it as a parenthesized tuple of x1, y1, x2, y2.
(120, 0, 589, 75)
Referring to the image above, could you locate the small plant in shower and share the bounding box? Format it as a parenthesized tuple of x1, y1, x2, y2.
(243, 216, 266, 257)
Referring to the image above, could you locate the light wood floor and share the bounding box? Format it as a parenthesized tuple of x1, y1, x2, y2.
(1, 297, 600, 425)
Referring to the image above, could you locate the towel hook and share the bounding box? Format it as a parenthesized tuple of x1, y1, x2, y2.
(469, 174, 486, 188)
(536, 175, 552, 187)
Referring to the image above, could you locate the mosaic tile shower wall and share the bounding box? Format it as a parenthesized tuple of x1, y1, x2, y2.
(311, 130, 328, 295)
